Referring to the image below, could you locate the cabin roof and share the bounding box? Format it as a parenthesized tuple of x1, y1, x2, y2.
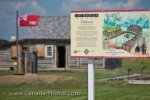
(0, 39, 70, 48)
(26, 16, 70, 39)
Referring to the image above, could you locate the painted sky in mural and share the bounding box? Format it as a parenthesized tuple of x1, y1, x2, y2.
(103, 12, 149, 29)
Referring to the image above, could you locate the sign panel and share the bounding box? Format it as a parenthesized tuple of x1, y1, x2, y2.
(71, 10, 150, 58)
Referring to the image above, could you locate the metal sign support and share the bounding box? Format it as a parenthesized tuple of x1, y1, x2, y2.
(88, 59, 95, 100)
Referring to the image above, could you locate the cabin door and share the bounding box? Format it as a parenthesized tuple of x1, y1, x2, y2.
(57, 46, 66, 68)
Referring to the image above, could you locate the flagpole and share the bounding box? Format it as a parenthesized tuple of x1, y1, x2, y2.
(16, 10, 19, 73)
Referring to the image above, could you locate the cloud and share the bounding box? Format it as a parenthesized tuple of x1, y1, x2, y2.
(60, 0, 142, 15)
(88, 0, 141, 10)
(0, 0, 47, 18)
(61, 1, 81, 15)
(123, 0, 141, 9)
(71, 0, 96, 3)
(16, 0, 47, 15)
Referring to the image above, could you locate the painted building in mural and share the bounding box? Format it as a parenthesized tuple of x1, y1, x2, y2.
(127, 25, 142, 33)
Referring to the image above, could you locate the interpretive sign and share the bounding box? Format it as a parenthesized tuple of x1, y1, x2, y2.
(71, 10, 150, 58)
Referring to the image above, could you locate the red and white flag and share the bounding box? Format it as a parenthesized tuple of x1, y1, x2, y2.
(18, 14, 39, 26)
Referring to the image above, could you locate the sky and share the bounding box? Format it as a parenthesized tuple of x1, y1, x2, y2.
(0, 0, 150, 41)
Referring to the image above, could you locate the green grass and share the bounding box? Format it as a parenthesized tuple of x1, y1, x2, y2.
(95, 81, 150, 100)
(1, 72, 150, 100)
(122, 59, 150, 74)
(1, 59, 150, 100)
(38, 70, 88, 80)
(0, 71, 88, 100)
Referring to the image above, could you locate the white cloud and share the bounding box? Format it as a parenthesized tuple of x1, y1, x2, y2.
(61, 1, 81, 15)
(0, 0, 47, 18)
(123, 0, 141, 9)
(16, 0, 47, 15)
(61, 0, 142, 15)
(72, 0, 96, 3)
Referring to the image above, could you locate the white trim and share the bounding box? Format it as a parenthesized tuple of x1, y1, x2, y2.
(65, 46, 67, 69)
(54, 46, 57, 69)
(45, 45, 53, 58)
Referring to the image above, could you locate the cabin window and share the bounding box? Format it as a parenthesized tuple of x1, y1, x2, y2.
(45, 45, 53, 58)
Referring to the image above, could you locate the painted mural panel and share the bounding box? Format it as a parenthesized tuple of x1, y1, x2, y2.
(102, 11, 150, 57)
(71, 10, 150, 58)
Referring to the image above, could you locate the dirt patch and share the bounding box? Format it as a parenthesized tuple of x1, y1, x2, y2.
(0, 74, 76, 84)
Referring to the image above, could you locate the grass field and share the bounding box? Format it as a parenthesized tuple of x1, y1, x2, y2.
(0, 59, 150, 100)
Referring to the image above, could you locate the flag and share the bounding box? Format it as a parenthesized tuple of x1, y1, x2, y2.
(18, 14, 39, 26)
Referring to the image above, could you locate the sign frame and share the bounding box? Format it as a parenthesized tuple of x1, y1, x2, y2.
(71, 9, 150, 58)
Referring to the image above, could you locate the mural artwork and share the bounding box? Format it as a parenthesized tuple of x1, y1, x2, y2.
(103, 11, 150, 57)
